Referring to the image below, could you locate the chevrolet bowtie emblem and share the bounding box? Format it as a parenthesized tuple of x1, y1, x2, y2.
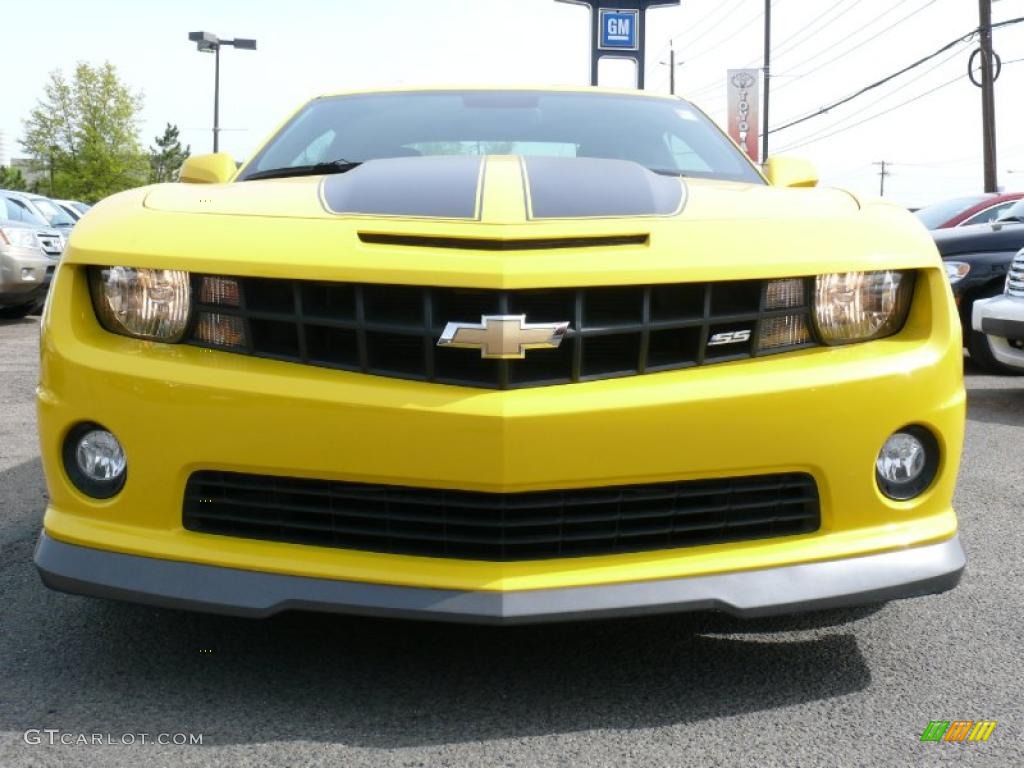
(437, 315, 570, 359)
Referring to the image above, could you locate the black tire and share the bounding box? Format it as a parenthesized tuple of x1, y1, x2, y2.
(0, 302, 35, 320)
(964, 285, 1024, 375)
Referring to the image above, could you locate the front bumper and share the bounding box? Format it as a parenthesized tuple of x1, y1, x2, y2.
(972, 294, 1024, 369)
(0, 244, 52, 305)
(35, 531, 965, 623)
(37, 264, 965, 613)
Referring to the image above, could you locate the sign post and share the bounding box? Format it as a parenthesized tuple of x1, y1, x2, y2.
(557, 1, 681, 89)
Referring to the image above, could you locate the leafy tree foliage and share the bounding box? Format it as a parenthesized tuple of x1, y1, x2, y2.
(149, 123, 190, 183)
(0, 166, 27, 191)
(21, 62, 148, 203)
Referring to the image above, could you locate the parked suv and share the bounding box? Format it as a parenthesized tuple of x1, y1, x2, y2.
(972, 249, 1024, 373)
(0, 194, 65, 318)
(0, 190, 77, 238)
(0, 222, 56, 318)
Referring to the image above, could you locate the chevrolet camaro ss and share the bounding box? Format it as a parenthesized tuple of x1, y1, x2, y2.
(33, 87, 966, 623)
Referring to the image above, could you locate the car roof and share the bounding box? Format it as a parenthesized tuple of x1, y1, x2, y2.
(312, 84, 684, 101)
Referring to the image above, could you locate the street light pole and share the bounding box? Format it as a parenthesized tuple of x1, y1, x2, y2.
(762, 0, 771, 161)
(188, 32, 257, 154)
(213, 43, 221, 152)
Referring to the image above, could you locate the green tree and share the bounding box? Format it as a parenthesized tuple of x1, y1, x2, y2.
(0, 166, 27, 191)
(20, 62, 148, 203)
(149, 123, 190, 183)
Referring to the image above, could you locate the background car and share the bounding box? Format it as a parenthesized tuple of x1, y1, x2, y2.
(933, 199, 1024, 372)
(915, 192, 1023, 230)
(0, 221, 58, 319)
(972, 250, 1024, 373)
(54, 199, 90, 222)
(0, 190, 77, 237)
(0, 194, 64, 318)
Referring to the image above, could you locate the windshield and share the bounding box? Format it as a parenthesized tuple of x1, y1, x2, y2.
(240, 90, 763, 184)
(914, 195, 991, 229)
(30, 197, 75, 227)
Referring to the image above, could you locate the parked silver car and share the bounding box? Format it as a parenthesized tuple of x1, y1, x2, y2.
(0, 189, 77, 238)
(0, 195, 64, 318)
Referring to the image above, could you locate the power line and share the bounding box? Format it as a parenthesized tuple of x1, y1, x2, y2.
(677, 7, 765, 64)
(664, 0, 749, 53)
(774, 71, 966, 153)
(770, 13, 1024, 136)
(773, 0, 935, 91)
(769, 0, 859, 62)
(777, 54, 1024, 153)
(682, 0, 884, 100)
(773, 40, 970, 149)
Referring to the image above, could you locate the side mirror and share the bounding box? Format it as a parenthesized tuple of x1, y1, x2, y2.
(763, 156, 818, 188)
(179, 153, 237, 184)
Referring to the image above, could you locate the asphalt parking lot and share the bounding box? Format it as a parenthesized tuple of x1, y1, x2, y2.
(0, 316, 1021, 767)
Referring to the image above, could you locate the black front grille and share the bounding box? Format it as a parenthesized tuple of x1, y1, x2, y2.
(183, 471, 820, 561)
(187, 276, 817, 389)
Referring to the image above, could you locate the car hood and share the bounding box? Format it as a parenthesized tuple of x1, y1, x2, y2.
(932, 220, 1024, 257)
(144, 155, 863, 223)
(68, 155, 939, 288)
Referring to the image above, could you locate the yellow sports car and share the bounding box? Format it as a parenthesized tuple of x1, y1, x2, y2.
(34, 87, 965, 623)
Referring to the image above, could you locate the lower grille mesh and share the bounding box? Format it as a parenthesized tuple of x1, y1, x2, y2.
(183, 471, 821, 561)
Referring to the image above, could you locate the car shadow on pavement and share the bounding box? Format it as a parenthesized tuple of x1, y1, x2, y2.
(965, 386, 1024, 427)
(1, 457, 873, 749)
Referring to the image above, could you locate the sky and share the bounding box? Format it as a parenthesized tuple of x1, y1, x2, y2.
(1, 0, 1023, 207)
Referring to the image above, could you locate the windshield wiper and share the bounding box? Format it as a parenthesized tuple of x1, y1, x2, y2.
(647, 167, 690, 177)
(995, 215, 1024, 223)
(243, 159, 363, 181)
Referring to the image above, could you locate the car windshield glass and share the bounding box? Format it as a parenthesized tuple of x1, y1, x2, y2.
(31, 198, 75, 226)
(240, 90, 764, 184)
(914, 195, 991, 229)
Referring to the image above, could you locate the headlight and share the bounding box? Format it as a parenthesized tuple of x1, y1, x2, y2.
(944, 261, 970, 285)
(813, 270, 914, 344)
(89, 267, 191, 341)
(0, 226, 38, 249)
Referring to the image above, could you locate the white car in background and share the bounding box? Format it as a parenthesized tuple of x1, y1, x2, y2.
(972, 248, 1024, 373)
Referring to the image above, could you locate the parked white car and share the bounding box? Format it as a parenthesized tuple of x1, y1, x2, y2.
(972, 248, 1024, 373)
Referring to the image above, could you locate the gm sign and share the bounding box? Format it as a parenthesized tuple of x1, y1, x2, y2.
(598, 8, 639, 50)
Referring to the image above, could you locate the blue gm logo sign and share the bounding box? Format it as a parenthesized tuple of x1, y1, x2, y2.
(598, 9, 639, 50)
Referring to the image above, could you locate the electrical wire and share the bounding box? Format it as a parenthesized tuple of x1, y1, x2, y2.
(768, 0, 860, 62)
(771, 39, 971, 149)
(773, 0, 936, 92)
(774, 75, 964, 153)
(773, 53, 1024, 154)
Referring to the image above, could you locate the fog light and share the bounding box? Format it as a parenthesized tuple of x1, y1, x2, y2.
(21, 267, 36, 281)
(875, 426, 938, 501)
(63, 423, 127, 498)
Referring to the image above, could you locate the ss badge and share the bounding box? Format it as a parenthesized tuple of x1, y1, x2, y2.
(707, 329, 751, 346)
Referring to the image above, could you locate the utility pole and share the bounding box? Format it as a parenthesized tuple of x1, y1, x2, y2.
(669, 42, 676, 95)
(762, 0, 771, 161)
(213, 44, 221, 152)
(979, 0, 997, 192)
(874, 161, 892, 197)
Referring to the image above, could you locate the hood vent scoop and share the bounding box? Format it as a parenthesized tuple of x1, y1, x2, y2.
(358, 232, 648, 250)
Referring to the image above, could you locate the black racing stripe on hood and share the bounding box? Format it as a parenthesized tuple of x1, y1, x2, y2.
(321, 156, 483, 219)
(523, 156, 685, 219)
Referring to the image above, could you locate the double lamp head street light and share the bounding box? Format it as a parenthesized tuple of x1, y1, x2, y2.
(188, 31, 257, 153)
